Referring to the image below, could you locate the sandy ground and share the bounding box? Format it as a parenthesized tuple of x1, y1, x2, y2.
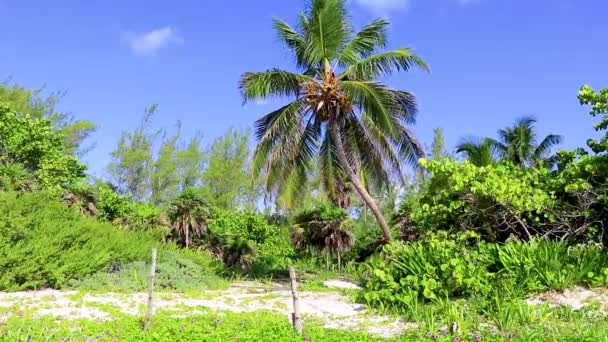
(525, 286, 608, 311)
(0, 281, 409, 338)
(1, 282, 606, 338)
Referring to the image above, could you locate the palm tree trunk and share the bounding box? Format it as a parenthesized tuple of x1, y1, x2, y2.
(329, 120, 393, 242)
(337, 251, 341, 271)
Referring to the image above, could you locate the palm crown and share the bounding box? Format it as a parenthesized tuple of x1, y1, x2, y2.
(491, 116, 562, 168)
(456, 116, 562, 168)
(239, 0, 428, 241)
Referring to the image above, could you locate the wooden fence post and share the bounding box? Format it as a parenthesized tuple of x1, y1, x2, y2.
(289, 266, 303, 334)
(143, 248, 157, 332)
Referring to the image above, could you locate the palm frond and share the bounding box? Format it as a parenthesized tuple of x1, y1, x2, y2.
(535, 134, 563, 157)
(263, 114, 321, 199)
(340, 80, 396, 135)
(456, 137, 498, 167)
(393, 124, 426, 170)
(388, 90, 418, 124)
(252, 100, 307, 178)
(342, 48, 429, 80)
(319, 131, 342, 204)
(239, 69, 314, 103)
(358, 113, 407, 183)
(303, 0, 350, 65)
(338, 18, 388, 65)
(273, 19, 308, 69)
(343, 114, 391, 189)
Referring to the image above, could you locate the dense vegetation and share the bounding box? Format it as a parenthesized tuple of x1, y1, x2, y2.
(0, 0, 607, 340)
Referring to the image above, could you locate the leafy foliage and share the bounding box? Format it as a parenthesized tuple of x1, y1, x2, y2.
(0, 191, 155, 290)
(292, 203, 355, 268)
(71, 249, 227, 292)
(398, 159, 556, 241)
(167, 188, 209, 248)
(578, 84, 608, 154)
(207, 208, 294, 272)
(457, 117, 562, 168)
(107, 105, 158, 201)
(199, 128, 260, 210)
(361, 231, 608, 314)
(0, 79, 97, 156)
(0, 103, 86, 190)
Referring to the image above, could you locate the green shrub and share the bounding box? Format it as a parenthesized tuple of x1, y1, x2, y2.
(208, 208, 294, 271)
(0, 191, 156, 290)
(361, 231, 495, 313)
(361, 232, 608, 314)
(343, 221, 383, 263)
(70, 249, 228, 292)
(497, 239, 608, 292)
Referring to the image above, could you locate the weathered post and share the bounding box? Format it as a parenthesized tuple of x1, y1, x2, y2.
(143, 248, 157, 331)
(288, 266, 303, 334)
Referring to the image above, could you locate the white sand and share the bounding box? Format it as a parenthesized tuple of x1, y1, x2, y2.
(0, 281, 406, 338)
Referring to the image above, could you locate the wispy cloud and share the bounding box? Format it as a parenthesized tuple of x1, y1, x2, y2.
(123, 26, 183, 57)
(354, 0, 411, 16)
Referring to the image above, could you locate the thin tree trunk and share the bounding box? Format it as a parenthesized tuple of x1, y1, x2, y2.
(288, 266, 303, 334)
(144, 248, 157, 332)
(329, 120, 393, 242)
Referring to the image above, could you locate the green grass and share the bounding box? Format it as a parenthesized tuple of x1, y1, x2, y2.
(2, 303, 608, 342)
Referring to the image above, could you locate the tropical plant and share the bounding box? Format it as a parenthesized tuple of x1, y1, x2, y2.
(0, 79, 98, 156)
(455, 137, 498, 167)
(0, 103, 86, 190)
(239, 0, 428, 242)
(207, 207, 294, 271)
(491, 117, 563, 168)
(167, 189, 209, 247)
(0, 163, 36, 192)
(0, 191, 154, 290)
(292, 204, 355, 269)
(578, 84, 608, 154)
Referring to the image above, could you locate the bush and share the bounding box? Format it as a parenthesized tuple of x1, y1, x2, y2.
(396, 158, 608, 245)
(207, 208, 294, 272)
(71, 249, 228, 292)
(496, 240, 608, 292)
(0, 191, 156, 290)
(362, 231, 495, 313)
(361, 231, 608, 314)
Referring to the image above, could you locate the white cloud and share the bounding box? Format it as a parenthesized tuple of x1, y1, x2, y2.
(124, 26, 183, 57)
(354, 0, 411, 15)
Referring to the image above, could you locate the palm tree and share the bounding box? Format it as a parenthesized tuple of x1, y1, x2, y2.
(490, 116, 563, 168)
(456, 137, 499, 167)
(239, 0, 428, 242)
(292, 204, 355, 269)
(167, 188, 209, 248)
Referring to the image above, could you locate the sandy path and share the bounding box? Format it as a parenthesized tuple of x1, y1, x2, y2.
(0, 281, 410, 338)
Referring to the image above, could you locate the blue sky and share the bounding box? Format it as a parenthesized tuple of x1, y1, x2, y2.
(1, 0, 606, 177)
